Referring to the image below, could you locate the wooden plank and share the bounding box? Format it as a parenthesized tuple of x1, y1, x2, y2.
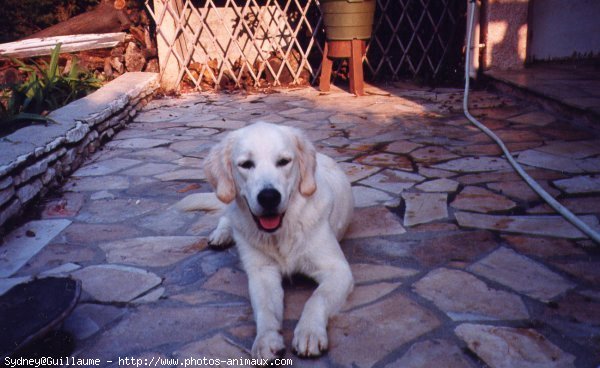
(0, 32, 127, 58)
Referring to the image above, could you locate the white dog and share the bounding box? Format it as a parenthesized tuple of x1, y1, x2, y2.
(180, 122, 354, 360)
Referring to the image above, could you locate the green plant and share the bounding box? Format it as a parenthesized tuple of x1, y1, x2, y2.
(1, 43, 102, 131)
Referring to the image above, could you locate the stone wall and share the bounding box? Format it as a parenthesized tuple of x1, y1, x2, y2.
(0, 72, 159, 231)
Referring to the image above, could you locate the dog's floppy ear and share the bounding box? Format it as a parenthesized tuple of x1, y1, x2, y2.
(292, 128, 317, 196)
(204, 134, 236, 203)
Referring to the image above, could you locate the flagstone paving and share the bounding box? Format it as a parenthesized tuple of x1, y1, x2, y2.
(1, 84, 599, 367)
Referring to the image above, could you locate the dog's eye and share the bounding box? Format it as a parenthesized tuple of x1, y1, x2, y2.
(276, 158, 291, 167)
(239, 160, 255, 169)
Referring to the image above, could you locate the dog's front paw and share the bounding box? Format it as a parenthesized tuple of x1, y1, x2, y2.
(208, 227, 233, 248)
(292, 323, 328, 358)
(252, 330, 285, 362)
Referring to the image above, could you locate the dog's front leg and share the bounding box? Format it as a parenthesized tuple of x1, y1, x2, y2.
(208, 215, 234, 247)
(293, 236, 353, 357)
(241, 248, 285, 361)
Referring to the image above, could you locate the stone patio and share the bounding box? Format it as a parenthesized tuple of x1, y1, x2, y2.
(1, 82, 599, 367)
(486, 63, 600, 125)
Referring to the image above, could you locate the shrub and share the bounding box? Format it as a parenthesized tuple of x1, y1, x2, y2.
(1, 44, 102, 134)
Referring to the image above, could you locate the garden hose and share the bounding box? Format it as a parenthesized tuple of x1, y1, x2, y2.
(463, 0, 600, 244)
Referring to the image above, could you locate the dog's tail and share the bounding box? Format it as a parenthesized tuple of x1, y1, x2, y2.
(174, 192, 226, 212)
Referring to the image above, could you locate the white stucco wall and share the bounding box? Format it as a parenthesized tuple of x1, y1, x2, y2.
(482, 0, 530, 71)
(529, 0, 600, 61)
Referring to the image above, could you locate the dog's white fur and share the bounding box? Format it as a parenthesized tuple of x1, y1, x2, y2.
(183, 122, 354, 360)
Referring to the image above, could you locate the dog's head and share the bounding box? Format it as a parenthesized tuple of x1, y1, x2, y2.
(204, 122, 317, 233)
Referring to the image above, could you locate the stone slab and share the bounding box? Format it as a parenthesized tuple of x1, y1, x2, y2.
(415, 178, 459, 192)
(62, 72, 158, 124)
(450, 186, 516, 213)
(352, 186, 394, 208)
(64, 304, 126, 340)
(433, 157, 511, 172)
(358, 169, 422, 194)
(202, 267, 249, 299)
(39, 262, 82, 276)
(155, 169, 206, 181)
(501, 235, 585, 258)
(132, 287, 165, 304)
(0, 219, 71, 277)
(356, 153, 413, 171)
(412, 230, 497, 267)
(553, 175, 600, 194)
(174, 334, 251, 366)
(137, 208, 196, 234)
(99, 236, 208, 267)
(329, 293, 440, 368)
(81, 304, 251, 358)
(65, 175, 130, 192)
(338, 162, 381, 183)
(384, 339, 475, 368)
(342, 282, 401, 311)
(528, 196, 600, 214)
(536, 140, 600, 159)
(384, 140, 422, 154)
(455, 212, 600, 239)
(73, 158, 141, 177)
(517, 150, 589, 174)
(72, 264, 162, 303)
(551, 260, 600, 285)
(106, 137, 171, 150)
(410, 146, 459, 163)
(121, 163, 178, 176)
(127, 147, 183, 161)
(455, 323, 576, 368)
(402, 192, 448, 226)
(345, 206, 406, 239)
(414, 268, 529, 321)
(468, 247, 575, 301)
(77, 198, 162, 223)
(63, 223, 142, 243)
(90, 191, 115, 200)
(350, 263, 418, 284)
(419, 166, 455, 178)
(508, 111, 556, 126)
(487, 180, 560, 202)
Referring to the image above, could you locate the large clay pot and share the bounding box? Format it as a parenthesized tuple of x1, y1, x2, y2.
(320, 0, 376, 40)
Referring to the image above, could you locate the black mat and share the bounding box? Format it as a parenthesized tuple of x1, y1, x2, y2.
(0, 277, 81, 359)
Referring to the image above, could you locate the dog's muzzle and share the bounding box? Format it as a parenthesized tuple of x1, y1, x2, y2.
(254, 188, 284, 232)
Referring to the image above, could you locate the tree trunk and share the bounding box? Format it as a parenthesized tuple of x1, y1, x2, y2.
(23, 0, 130, 40)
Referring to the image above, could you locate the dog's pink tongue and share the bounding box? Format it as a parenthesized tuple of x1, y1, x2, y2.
(259, 215, 282, 230)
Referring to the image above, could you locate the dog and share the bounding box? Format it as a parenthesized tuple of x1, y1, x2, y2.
(179, 122, 354, 360)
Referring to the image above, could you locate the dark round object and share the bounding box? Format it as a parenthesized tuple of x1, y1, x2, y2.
(0, 277, 81, 359)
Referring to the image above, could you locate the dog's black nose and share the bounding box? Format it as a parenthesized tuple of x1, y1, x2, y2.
(257, 188, 281, 210)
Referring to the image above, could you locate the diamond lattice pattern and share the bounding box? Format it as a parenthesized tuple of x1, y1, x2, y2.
(145, 0, 465, 90)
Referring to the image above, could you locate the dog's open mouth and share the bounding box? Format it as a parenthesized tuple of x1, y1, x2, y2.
(253, 213, 284, 233)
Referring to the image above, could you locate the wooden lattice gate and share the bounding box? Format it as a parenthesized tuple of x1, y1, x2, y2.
(145, 0, 466, 90)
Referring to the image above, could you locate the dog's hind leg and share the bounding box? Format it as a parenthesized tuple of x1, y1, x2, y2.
(208, 216, 234, 247)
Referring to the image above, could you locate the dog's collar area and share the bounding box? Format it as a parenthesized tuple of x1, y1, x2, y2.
(252, 212, 285, 233)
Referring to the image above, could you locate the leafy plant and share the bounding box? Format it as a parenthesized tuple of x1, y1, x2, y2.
(1, 43, 102, 132)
